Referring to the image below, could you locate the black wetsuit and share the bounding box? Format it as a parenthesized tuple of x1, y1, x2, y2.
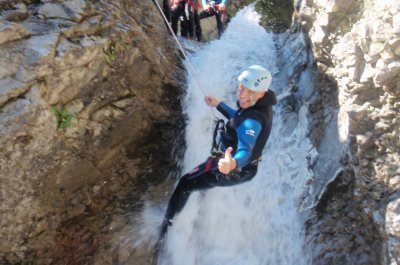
(163, 90, 277, 228)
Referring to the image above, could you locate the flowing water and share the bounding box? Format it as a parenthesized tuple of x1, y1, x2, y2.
(140, 6, 315, 265)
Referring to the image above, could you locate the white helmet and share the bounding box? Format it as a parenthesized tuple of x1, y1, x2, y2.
(238, 65, 272, 92)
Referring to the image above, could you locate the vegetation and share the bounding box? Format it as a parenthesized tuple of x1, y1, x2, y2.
(39, 75, 49, 97)
(104, 42, 130, 66)
(68, 36, 81, 44)
(51, 106, 73, 129)
(255, 0, 294, 33)
(37, 75, 48, 87)
(104, 43, 117, 65)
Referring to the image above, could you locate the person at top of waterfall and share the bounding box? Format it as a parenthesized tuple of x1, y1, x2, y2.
(161, 65, 277, 236)
(199, 0, 229, 38)
(187, 0, 202, 41)
(170, 0, 201, 40)
(162, 0, 171, 23)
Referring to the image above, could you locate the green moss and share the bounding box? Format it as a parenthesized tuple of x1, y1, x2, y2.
(104, 43, 117, 65)
(255, 0, 294, 33)
(37, 75, 48, 86)
(68, 36, 81, 44)
(104, 42, 131, 66)
(52, 106, 73, 129)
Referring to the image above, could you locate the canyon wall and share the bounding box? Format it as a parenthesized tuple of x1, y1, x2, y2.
(0, 0, 184, 263)
(298, 0, 400, 264)
(1, 0, 399, 264)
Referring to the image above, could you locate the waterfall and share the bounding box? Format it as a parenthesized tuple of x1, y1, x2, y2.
(156, 6, 314, 265)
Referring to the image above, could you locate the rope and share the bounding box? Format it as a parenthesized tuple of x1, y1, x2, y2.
(152, 0, 218, 119)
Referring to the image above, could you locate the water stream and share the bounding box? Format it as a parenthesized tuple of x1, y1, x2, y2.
(145, 6, 314, 265)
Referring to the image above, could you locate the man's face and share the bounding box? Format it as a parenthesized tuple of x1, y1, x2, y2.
(237, 83, 265, 109)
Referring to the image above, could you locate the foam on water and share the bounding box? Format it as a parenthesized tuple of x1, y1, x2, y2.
(153, 6, 312, 265)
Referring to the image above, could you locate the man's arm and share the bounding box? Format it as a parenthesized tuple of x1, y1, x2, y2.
(216, 102, 235, 119)
(204, 95, 235, 118)
(233, 118, 262, 168)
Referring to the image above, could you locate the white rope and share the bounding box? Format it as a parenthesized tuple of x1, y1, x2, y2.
(152, 0, 218, 118)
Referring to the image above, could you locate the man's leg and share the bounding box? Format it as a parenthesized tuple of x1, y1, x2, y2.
(162, 0, 171, 22)
(215, 12, 224, 37)
(164, 157, 219, 223)
(199, 10, 224, 38)
(171, 6, 183, 35)
(194, 10, 202, 41)
(186, 6, 195, 39)
(198, 9, 215, 20)
(162, 158, 258, 234)
(180, 3, 190, 38)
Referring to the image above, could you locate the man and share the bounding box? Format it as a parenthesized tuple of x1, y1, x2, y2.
(199, 0, 229, 38)
(170, 0, 189, 37)
(170, 0, 200, 39)
(161, 65, 277, 236)
(187, 0, 202, 41)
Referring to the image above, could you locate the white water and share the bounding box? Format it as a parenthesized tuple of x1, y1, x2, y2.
(155, 6, 314, 265)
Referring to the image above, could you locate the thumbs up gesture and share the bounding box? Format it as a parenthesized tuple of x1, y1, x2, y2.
(218, 147, 237, 175)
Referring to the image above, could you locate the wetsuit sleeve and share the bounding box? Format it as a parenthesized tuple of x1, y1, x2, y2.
(216, 102, 236, 119)
(233, 118, 262, 168)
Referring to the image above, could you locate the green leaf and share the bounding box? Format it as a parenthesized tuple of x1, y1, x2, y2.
(52, 106, 73, 129)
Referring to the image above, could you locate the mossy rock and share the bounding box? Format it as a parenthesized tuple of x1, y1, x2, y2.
(256, 0, 294, 33)
(229, 0, 294, 33)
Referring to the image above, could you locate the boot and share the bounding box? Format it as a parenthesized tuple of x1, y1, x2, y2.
(159, 218, 173, 239)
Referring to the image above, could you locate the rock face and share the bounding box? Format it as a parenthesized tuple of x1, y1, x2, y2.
(0, 0, 184, 263)
(1, 0, 399, 264)
(297, 0, 400, 264)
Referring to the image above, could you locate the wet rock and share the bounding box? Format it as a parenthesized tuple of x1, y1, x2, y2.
(0, 18, 30, 45)
(37, 1, 86, 22)
(0, 77, 31, 106)
(300, 0, 400, 263)
(0, 0, 184, 264)
(15, 34, 59, 82)
(1, 3, 28, 22)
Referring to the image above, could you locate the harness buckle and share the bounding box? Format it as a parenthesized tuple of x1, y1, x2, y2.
(249, 157, 262, 165)
(210, 144, 224, 158)
(210, 119, 225, 158)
